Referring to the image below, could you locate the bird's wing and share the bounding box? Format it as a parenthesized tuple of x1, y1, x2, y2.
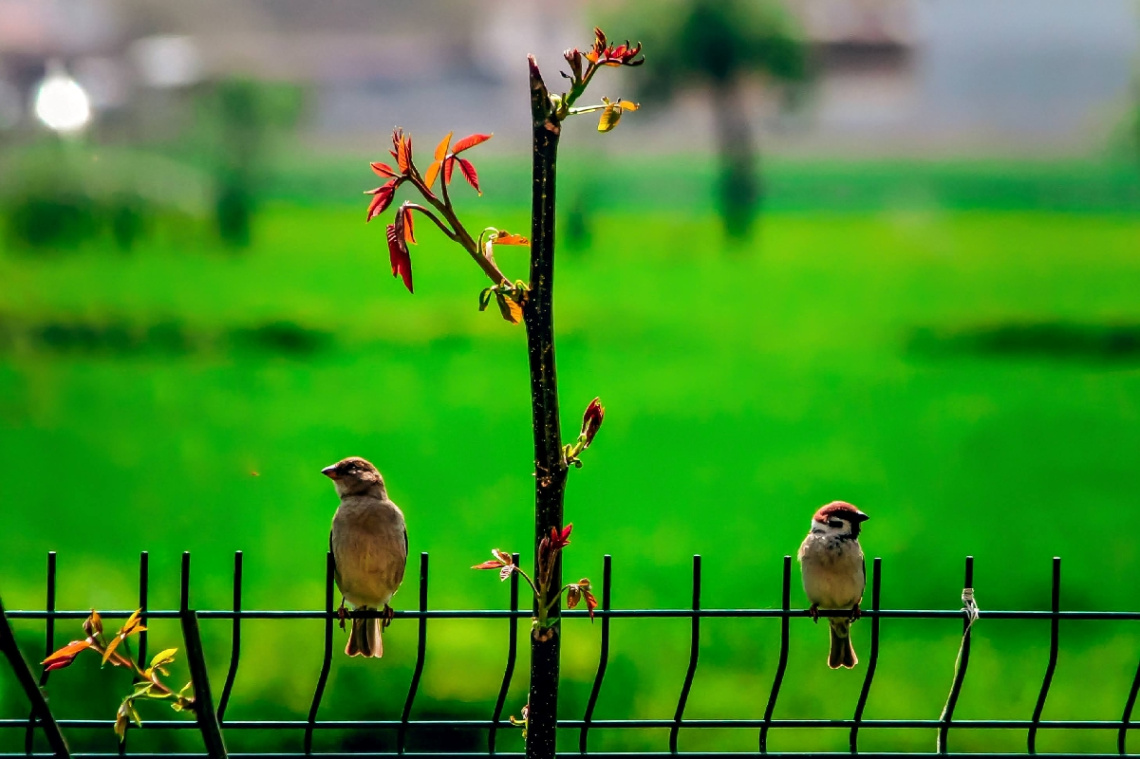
(329, 530, 342, 588)
(392, 527, 408, 588)
(858, 553, 867, 605)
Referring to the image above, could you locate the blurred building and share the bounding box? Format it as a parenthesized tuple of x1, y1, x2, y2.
(0, 0, 1137, 156)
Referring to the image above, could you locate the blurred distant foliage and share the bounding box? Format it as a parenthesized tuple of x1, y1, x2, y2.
(2, 188, 1140, 753)
(196, 78, 305, 248)
(1, 142, 154, 253)
(608, 0, 808, 239)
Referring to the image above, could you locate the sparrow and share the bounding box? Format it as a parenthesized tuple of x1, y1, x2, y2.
(323, 457, 408, 658)
(798, 501, 870, 669)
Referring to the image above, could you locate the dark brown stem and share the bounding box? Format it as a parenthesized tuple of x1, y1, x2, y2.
(524, 54, 566, 759)
(404, 203, 458, 243)
(417, 177, 510, 285)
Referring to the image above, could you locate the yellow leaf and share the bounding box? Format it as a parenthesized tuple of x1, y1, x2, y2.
(149, 648, 178, 670)
(115, 702, 130, 741)
(598, 104, 621, 133)
(618, 100, 639, 111)
(120, 609, 143, 637)
(101, 635, 124, 666)
(496, 293, 523, 325)
(492, 231, 529, 246)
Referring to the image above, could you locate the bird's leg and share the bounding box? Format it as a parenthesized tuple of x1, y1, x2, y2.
(336, 597, 348, 631)
(382, 604, 395, 630)
(849, 603, 862, 622)
(808, 603, 820, 623)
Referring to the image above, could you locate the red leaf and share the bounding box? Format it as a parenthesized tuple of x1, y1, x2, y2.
(401, 205, 417, 244)
(386, 223, 413, 293)
(548, 523, 572, 550)
(472, 560, 503, 570)
(42, 639, 92, 672)
(365, 181, 396, 222)
(583, 587, 598, 621)
(443, 156, 455, 185)
(452, 133, 492, 154)
(370, 162, 397, 178)
(457, 157, 480, 194)
(396, 133, 412, 173)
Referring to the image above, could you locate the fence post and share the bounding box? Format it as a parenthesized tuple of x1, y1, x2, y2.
(179, 552, 228, 759)
(0, 595, 70, 757)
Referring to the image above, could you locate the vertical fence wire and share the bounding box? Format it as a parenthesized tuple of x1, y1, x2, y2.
(397, 553, 429, 755)
(1028, 557, 1062, 754)
(23, 552, 56, 756)
(118, 552, 150, 755)
(849, 557, 882, 753)
(217, 552, 243, 723)
(489, 553, 521, 755)
(579, 554, 612, 755)
(938, 556, 975, 754)
(1120, 656, 1140, 755)
(759, 556, 792, 753)
(138, 552, 149, 671)
(668, 555, 701, 754)
(304, 553, 335, 755)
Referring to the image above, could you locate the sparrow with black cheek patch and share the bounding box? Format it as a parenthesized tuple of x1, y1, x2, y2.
(323, 457, 408, 658)
(798, 501, 870, 669)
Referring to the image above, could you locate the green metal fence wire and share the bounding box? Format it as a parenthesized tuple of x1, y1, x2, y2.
(2, 550, 1139, 758)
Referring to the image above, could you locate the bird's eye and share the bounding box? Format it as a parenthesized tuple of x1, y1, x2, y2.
(829, 520, 844, 528)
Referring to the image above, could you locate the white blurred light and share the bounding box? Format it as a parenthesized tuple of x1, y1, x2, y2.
(129, 35, 203, 89)
(34, 60, 91, 133)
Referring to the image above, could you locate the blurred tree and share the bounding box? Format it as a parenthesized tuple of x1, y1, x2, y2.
(200, 79, 305, 248)
(614, 0, 808, 239)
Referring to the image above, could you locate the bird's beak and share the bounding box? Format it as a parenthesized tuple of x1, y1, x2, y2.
(321, 465, 339, 480)
(854, 510, 870, 522)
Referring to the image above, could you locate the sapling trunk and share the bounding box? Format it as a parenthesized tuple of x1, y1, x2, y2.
(523, 55, 566, 759)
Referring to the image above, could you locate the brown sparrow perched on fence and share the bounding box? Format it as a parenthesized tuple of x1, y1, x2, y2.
(798, 501, 869, 669)
(324, 457, 408, 658)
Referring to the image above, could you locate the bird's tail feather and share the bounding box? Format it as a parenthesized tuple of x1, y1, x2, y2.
(828, 618, 857, 669)
(347, 614, 384, 658)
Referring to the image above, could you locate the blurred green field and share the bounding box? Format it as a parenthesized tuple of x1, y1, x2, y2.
(2, 158, 1140, 754)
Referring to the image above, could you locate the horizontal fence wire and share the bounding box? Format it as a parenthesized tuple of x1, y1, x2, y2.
(3, 551, 1140, 758)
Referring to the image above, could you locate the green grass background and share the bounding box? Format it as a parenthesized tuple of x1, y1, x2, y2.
(2, 153, 1140, 754)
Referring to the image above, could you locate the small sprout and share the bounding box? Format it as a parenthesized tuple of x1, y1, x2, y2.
(42, 609, 193, 741)
(509, 703, 530, 740)
(83, 610, 103, 638)
(548, 524, 573, 551)
(581, 398, 604, 448)
(102, 609, 147, 667)
(472, 548, 513, 571)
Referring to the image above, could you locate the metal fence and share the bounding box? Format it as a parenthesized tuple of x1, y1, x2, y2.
(3, 550, 1139, 758)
